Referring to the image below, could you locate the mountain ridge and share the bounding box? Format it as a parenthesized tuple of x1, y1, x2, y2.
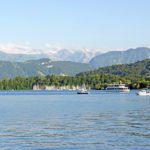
(89, 47, 150, 68)
(0, 58, 92, 79)
(0, 45, 100, 63)
(0, 47, 150, 79)
(1, 46, 150, 66)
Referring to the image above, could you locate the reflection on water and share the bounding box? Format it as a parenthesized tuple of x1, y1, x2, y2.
(0, 91, 150, 150)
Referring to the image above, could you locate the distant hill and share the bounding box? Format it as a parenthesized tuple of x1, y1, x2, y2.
(0, 58, 92, 79)
(77, 59, 150, 77)
(89, 47, 150, 68)
(1, 47, 150, 79)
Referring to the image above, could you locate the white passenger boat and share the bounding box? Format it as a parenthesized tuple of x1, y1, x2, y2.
(137, 90, 150, 96)
(106, 84, 130, 92)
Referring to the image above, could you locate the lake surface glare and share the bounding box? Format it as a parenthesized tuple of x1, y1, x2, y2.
(0, 91, 150, 150)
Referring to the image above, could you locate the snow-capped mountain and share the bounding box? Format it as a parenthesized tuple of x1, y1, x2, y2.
(0, 44, 101, 63)
(47, 48, 101, 63)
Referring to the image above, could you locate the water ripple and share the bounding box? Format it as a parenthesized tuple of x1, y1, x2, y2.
(0, 93, 150, 150)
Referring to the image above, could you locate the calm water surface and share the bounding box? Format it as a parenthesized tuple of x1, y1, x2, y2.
(0, 91, 150, 150)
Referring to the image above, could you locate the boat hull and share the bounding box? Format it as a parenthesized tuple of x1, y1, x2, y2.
(77, 92, 88, 94)
(137, 90, 150, 96)
(106, 89, 130, 92)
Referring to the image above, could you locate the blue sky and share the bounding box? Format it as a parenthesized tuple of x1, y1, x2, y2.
(0, 0, 150, 51)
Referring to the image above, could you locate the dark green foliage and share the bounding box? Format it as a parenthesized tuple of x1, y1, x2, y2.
(78, 59, 150, 77)
(0, 58, 150, 90)
(0, 74, 149, 90)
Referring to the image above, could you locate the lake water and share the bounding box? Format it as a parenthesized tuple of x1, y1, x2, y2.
(0, 90, 150, 150)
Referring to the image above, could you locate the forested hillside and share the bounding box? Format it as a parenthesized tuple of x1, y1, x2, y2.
(78, 59, 150, 77)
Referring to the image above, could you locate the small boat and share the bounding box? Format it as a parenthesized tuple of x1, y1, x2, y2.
(77, 84, 89, 94)
(105, 84, 130, 92)
(137, 90, 150, 96)
(77, 89, 89, 94)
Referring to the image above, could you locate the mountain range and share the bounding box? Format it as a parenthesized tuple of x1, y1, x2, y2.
(89, 47, 150, 68)
(46, 48, 100, 63)
(1, 46, 150, 67)
(0, 47, 150, 79)
(0, 44, 100, 63)
(0, 58, 92, 79)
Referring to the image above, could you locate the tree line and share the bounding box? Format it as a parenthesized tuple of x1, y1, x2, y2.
(0, 73, 150, 90)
